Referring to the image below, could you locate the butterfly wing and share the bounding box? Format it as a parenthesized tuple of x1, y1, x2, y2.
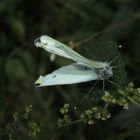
(35, 63, 99, 87)
(34, 35, 106, 68)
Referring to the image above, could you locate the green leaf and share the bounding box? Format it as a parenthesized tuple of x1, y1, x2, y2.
(0, 57, 5, 138)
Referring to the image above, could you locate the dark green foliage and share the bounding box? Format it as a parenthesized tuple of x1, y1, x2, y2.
(6, 105, 40, 140)
(1, 0, 140, 139)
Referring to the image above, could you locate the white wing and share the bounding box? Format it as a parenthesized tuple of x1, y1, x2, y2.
(34, 35, 108, 69)
(35, 63, 99, 87)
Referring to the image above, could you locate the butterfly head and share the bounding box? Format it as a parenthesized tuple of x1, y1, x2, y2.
(104, 65, 113, 79)
(98, 63, 113, 80)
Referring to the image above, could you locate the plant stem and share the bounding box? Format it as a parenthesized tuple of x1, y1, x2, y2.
(127, 96, 140, 108)
(107, 127, 140, 140)
(73, 10, 140, 48)
(104, 103, 109, 109)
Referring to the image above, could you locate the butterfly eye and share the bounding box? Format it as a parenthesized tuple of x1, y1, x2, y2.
(34, 37, 41, 46)
(52, 75, 56, 78)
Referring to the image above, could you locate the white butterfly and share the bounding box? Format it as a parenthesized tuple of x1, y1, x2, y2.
(34, 35, 113, 87)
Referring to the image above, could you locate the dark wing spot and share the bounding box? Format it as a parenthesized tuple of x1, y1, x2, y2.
(57, 46, 60, 48)
(53, 75, 56, 78)
(74, 63, 93, 71)
(83, 66, 89, 70)
(34, 83, 40, 87)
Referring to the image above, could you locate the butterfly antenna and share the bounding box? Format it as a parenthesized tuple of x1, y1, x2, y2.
(109, 55, 120, 64)
(80, 81, 99, 105)
(106, 79, 119, 87)
(111, 63, 125, 69)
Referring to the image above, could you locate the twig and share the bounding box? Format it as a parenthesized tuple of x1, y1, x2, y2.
(107, 127, 140, 140)
(127, 96, 140, 109)
(72, 10, 140, 48)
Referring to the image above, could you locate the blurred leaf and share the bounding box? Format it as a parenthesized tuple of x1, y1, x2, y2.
(133, 30, 140, 63)
(6, 58, 28, 82)
(109, 105, 140, 130)
(10, 19, 25, 41)
(103, 5, 134, 40)
(0, 57, 5, 138)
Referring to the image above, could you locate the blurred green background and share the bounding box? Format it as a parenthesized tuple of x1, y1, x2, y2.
(1, 0, 140, 139)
